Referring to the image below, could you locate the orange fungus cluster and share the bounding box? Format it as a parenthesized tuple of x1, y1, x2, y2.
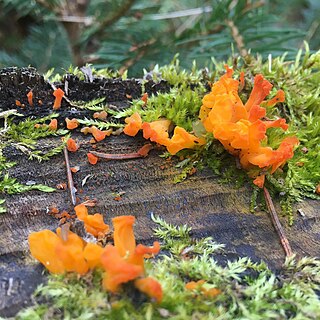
(81, 125, 112, 142)
(124, 67, 298, 188)
(28, 213, 162, 302)
(199, 66, 298, 187)
(124, 113, 205, 155)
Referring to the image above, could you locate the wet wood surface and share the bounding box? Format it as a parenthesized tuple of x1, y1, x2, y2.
(0, 68, 319, 317)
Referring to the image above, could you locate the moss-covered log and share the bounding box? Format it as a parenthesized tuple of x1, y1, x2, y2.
(0, 68, 319, 317)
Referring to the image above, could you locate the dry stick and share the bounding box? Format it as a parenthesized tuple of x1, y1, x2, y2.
(90, 151, 144, 160)
(90, 144, 153, 160)
(263, 187, 293, 258)
(63, 147, 77, 206)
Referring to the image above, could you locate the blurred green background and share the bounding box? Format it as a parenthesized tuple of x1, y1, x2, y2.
(0, 0, 319, 76)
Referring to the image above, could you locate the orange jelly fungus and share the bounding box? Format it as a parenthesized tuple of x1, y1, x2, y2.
(53, 88, 64, 110)
(253, 174, 265, 188)
(27, 90, 33, 106)
(83, 242, 104, 269)
(199, 65, 299, 187)
(101, 215, 161, 296)
(48, 119, 58, 131)
(74, 204, 109, 237)
(87, 152, 98, 165)
(70, 166, 80, 173)
(28, 228, 88, 275)
(134, 277, 163, 303)
(126, 116, 204, 155)
(15, 100, 22, 107)
(65, 118, 79, 130)
(101, 245, 143, 292)
(142, 119, 171, 145)
(185, 280, 221, 298)
(66, 138, 79, 152)
(141, 92, 148, 104)
(93, 111, 108, 120)
(29, 214, 162, 302)
(166, 126, 205, 155)
(91, 126, 112, 142)
(123, 112, 143, 136)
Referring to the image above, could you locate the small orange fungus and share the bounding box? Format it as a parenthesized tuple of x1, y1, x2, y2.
(137, 144, 153, 157)
(27, 90, 33, 106)
(74, 204, 109, 237)
(81, 127, 91, 135)
(134, 277, 163, 303)
(70, 166, 80, 173)
(166, 126, 205, 155)
(142, 119, 171, 145)
(141, 92, 148, 104)
(101, 245, 143, 292)
(185, 280, 221, 298)
(91, 126, 111, 142)
(48, 119, 58, 131)
(185, 280, 206, 290)
(65, 118, 79, 130)
(53, 88, 64, 110)
(93, 111, 108, 120)
(15, 100, 22, 107)
(123, 112, 142, 137)
(29, 214, 162, 301)
(66, 138, 79, 152)
(87, 152, 98, 165)
(253, 175, 265, 189)
(83, 243, 104, 269)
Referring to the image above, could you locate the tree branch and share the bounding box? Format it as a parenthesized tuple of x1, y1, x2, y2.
(225, 19, 248, 57)
(95, 0, 136, 37)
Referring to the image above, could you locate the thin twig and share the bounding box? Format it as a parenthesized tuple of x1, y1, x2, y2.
(263, 187, 293, 258)
(90, 144, 153, 160)
(95, 0, 135, 37)
(225, 19, 248, 57)
(63, 147, 77, 206)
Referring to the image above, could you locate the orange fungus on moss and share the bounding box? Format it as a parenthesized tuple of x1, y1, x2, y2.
(134, 277, 163, 303)
(48, 119, 58, 131)
(123, 112, 143, 137)
(199, 65, 299, 187)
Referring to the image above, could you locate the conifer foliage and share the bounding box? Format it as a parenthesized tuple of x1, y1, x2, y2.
(0, 0, 317, 75)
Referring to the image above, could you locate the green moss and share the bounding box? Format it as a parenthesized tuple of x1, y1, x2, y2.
(0, 114, 70, 212)
(17, 216, 320, 320)
(43, 65, 128, 83)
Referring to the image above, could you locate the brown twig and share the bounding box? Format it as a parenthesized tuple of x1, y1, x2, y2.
(90, 144, 153, 160)
(63, 147, 77, 206)
(225, 19, 248, 57)
(263, 187, 293, 258)
(95, 0, 136, 37)
(119, 39, 156, 74)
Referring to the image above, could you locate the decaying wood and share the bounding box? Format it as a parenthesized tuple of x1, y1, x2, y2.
(264, 186, 293, 257)
(0, 68, 319, 317)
